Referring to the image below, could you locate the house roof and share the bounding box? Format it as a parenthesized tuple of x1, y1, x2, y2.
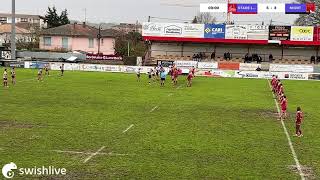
(0, 13, 40, 19)
(40, 24, 115, 38)
(0, 24, 30, 34)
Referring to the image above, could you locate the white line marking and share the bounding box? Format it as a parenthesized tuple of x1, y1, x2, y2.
(18, 78, 35, 83)
(176, 85, 183, 89)
(83, 146, 106, 163)
(267, 80, 305, 180)
(168, 93, 173, 97)
(123, 124, 134, 133)
(150, 106, 158, 112)
(53, 150, 131, 157)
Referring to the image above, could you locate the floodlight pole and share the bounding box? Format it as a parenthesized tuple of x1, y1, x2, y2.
(11, 0, 16, 59)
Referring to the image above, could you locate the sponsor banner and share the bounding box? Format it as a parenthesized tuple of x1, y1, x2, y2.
(270, 64, 314, 73)
(80, 64, 121, 72)
(175, 60, 198, 67)
(285, 4, 307, 14)
(49, 63, 80, 71)
(229, 3, 258, 14)
(162, 23, 204, 38)
(247, 25, 269, 40)
(283, 73, 309, 80)
(183, 24, 205, 38)
(142, 22, 163, 36)
(204, 24, 226, 39)
(239, 63, 261, 71)
(218, 62, 240, 70)
(196, 70, 238, 78)
(157, 60, 174, 67)
(197, 62, 218, 69)
(308, 73, 320, 80)
(225, 25, 248, 39)
(86, 54, 123, 61)
(258, 3, 286, 13)
(269, 26, 291, 40)
(200, 3, 228, 13)
(290, 26, 314, 41)
(24, 61, 49, 69)
(3, 61, 24, 68)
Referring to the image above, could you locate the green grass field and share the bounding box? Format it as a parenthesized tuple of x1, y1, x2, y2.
(1, 67, 320, 179)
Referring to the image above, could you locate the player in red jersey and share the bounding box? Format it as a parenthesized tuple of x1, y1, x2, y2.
(173, 68, 179, 86)
(271, 75, 277, 93)
(280, 95, 288, 120)
(278, 84, 284, 99)
(191, 66, 196, 76)
(295, 107, 304, 137)
(187, 72, 193, 87)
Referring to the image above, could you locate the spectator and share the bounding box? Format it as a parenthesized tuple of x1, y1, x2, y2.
(311, 56, 316, 64)
(244, 53, 250, 63)
(227, 52, 232, 60)
(269, 54, 274, 62)
(257, 56, 262, 64)
(211, 51, 216, 60)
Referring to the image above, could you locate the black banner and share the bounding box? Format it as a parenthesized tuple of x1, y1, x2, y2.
(269, 26, 291, 40)
(157, 60, 174, 67)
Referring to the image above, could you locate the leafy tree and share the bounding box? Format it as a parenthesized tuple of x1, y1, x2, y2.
(194, 13, 216, 24)
(294, 0, 320, 26)
(60, 9, 70, 25)
(192, 16, 198, 24)
(114, 31, 147, 57)
(43, 6, 70, 28)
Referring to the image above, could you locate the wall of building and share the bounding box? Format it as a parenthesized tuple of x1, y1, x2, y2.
(39, 36, 115, 55)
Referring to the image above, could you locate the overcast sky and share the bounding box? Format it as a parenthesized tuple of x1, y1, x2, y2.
(0, 0, 298, 24)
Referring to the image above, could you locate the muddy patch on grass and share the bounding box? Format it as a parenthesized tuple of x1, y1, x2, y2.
(288, 165, 316, 180)
(0, 120, 46, 129)
(239, 109, 279, 120)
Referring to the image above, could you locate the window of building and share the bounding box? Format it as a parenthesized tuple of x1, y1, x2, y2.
(0, 17, 7, 22)
(89, 38, 94, 48)
(21, 18, 28, 22)
(44, 37, 52, 46)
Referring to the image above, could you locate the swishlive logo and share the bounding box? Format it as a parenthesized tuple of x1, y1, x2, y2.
(2, 162, 67, 179)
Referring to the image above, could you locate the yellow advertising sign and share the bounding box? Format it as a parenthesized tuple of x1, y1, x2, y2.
(290, 26, 314, 41)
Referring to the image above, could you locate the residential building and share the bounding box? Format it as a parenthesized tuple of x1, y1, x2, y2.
(0, 13, 44, 27)
(39, 23, 116, 54)
(0, 24, 34, 45)
(111, 23, 142, 34)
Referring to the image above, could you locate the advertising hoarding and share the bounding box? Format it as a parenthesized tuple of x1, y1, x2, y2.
(269, 26, 291, 40)
(247, 25, 269, 40)
(204, 24, 226, 39)
(225, 25, 248, 39)
(290, 26, 314, 41)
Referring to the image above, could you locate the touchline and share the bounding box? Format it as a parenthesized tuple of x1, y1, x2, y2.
(18, 166, 66, 176)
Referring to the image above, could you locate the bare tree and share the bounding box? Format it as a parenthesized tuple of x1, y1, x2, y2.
(294, 0, 320, 26)
(193, 12, 216, 24)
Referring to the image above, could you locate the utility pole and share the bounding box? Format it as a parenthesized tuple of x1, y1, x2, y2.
(127, 41, 130, 57)
(84, 8, 87, 23)
(11, 0, 16, 60)
(97, 24, 102, 55)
